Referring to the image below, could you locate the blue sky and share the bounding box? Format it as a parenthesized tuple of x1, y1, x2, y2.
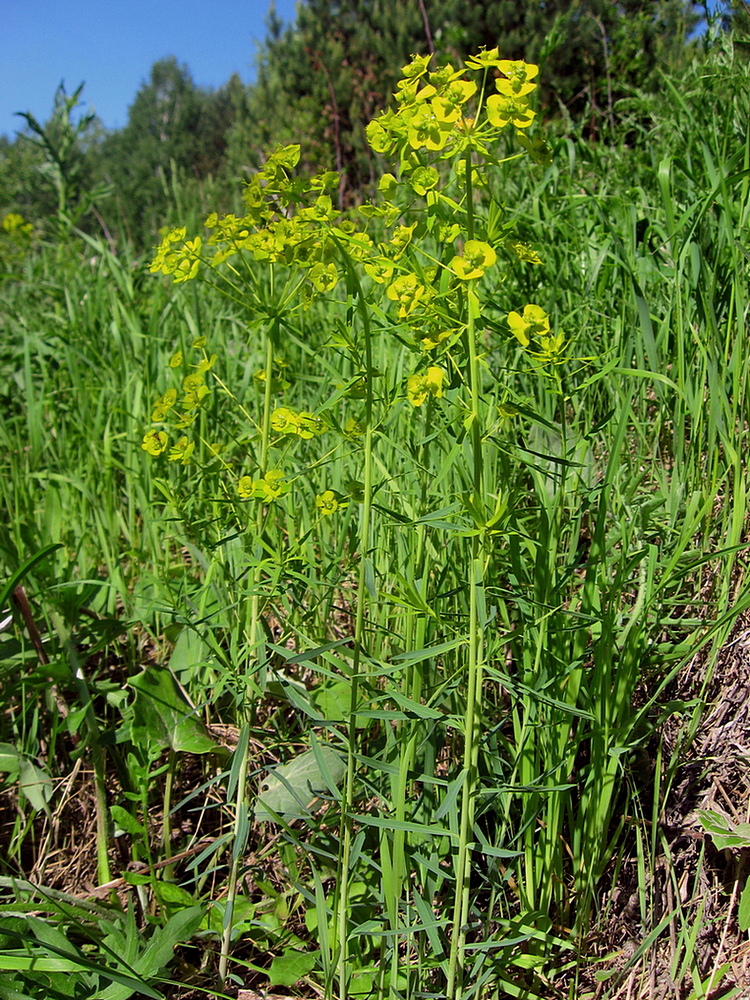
(1, 0, 300, 140)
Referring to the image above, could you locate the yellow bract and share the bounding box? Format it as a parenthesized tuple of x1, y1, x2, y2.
(401, 53, 431, 79)
(364, 259, 395, 284)
(310, 262, 339, 292)
(151, 388, 177, 421)
(496, 60, 539, 97)
(451, 240, 497, 280)
(464, 47, 502, 70)
(407, 366, 447, 406)
(431, 80, 477, 123)
(271, 406, 327, 439)
(486, 95, 536, 130)
(387, 273, 428, 318)
(168, 436, 194, 464)
(507, 304, 550, 347)
(142, 430, 168, 456)
(238, 470, 290, 502)
(316, 490, 339, 516)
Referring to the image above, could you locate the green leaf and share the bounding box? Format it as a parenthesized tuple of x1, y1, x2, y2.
(698, 809, 750, 852)
(129, 668, 219, 756)
(99, 906, 202, 1000)
(0, 743, 20, 775)
(18, 758, 52, 813)
(167, 628, 209, 685)
(739, 881, 750, 932)
(312, 679, 351, 721)
(0, 544, 64, 611)
(121, 871, 153, 886)
(255, 746, 345, 822)
(267, 948, 318, 987)
(153, 882, 196, 909)
(110, 805, 146, 837)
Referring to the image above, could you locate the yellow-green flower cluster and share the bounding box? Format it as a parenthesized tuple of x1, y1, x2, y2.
(406, 366, 448, 406)
(149, 145, 378, 300)
(1, 212, 34, 267)
(3, 213, 33, 239)
(141, 337, 215, 461)
(150, 227, 203, 283)
(365, 49, 539, 165)
(238, 469, 289, 502)
(148, 49, 545, 314)
(507, 304, 551, 347)
(270, 406, 327, 439)
(505, 238, 543, 265)
(315, 489, 341, 516)
(450, 240, 497, 280)
(507, 305, 566, 363)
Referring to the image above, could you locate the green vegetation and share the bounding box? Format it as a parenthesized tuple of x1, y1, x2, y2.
(2, 7, 750, 1000)
(0, 0, 709, 252)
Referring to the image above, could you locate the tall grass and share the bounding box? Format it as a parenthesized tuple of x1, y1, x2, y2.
(1, 31, 749, 1000)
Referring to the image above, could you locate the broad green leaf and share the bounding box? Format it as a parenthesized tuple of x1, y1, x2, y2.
(740, 881, 750, 932)
(110, 805, 146, 837)
(312, 679, 351, 721)
(167, 628, 209, 684)
(18, 758, 52, 813)
(129, 668, 218, 756)
(267, 948, 318, 987)
(255, 747, 345, 822)
(0, 743, 20, 774)
(698, 809, 750, 851)
(153, 882, 196, 909)
(311, 679, 368, 727)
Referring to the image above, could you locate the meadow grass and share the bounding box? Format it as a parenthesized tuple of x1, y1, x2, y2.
(1, 32, 749, 1000)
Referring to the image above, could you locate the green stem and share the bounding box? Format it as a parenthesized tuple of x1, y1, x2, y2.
(219, 314, 277, 985)
(162, 749, 176, 879)
(447, 148, 484, 1000)
(388, 403, 431, 994)
(336, 257, 375, 1000)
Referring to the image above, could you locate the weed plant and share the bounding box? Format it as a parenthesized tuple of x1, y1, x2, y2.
(0, 30, 749, 1000)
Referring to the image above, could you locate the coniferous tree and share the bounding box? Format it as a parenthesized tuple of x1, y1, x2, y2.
(233, 0, 702, 200)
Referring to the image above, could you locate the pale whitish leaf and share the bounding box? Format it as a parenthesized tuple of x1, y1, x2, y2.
(255, 747, 345, 822)
(698, 809, 750, 851)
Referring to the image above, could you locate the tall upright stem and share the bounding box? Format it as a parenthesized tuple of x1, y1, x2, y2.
(447, 149, 485, 1000)
(219, 314, 277, 984)
(336, 261, 375, 1000)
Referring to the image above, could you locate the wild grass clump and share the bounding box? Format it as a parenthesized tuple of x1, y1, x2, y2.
(0, 30, 749, 1000)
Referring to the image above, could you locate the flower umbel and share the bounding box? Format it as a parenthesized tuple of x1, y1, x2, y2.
(407, 366, 448, 406)
(507, 305, 551, 347)
(315, 490, 340, 516)
(451, 240, 497, 280)
(142, 430, 168, 456)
